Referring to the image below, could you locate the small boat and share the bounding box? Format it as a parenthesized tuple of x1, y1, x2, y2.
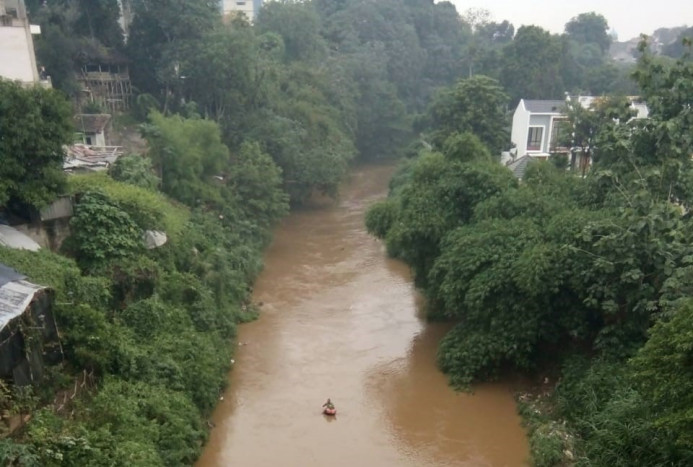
(323, 407, 337, 416)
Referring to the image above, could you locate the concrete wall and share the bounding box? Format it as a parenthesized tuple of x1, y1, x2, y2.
(86, 131, 107, 147)
(14, 219, 71, 252)
(0, 26, 38, 83)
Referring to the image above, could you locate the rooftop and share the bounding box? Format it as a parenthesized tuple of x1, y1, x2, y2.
(0, 224, 41, 251)
(0, 263, 44, 332)
(75, 114, 112, 134)
(523, 100, 566, 114)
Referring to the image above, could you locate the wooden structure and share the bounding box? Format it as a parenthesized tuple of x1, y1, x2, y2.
(78, 62, 132, 113)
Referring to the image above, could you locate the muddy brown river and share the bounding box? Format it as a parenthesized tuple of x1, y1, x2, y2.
(196, 164, 529, 467)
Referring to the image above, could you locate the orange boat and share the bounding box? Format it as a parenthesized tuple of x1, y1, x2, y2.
(323, 407, 337, 416)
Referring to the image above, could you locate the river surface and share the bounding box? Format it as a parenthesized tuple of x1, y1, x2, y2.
(196, 164, 529, 467)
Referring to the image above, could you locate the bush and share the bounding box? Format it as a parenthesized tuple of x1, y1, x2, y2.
(68, 192, 144, 271)
(109, 155, 160, 191)
(67, 174, 189, 237)
(365, 199, 398, 239)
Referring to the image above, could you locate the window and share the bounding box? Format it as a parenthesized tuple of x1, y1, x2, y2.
(550, 119, 570, 152)
(527, 127, 543, 151)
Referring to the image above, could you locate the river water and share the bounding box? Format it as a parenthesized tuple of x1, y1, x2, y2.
(196, 164, 529, 467)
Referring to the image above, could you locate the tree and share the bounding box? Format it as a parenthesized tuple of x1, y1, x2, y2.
(561, 96, 635, 174)
(426, 75, 509, 153)
(368, 147, 516, 284)
(178, 25, 262, 123)
(29, 0, 124, 95)
(31, 4, 82, 94)
(225, 142, 289, 230)
(68, 192, 144, 270)
(142, 112, 230, 207)
(629, 299, 693, 460)
(411, 0, 471, 93)
(592, 42, 693, 206)
(255, 1, 328, 63)
(74, 0, 124, 49)
(565, 12, 612, 55)
(0, 81, 72, 209)
(560, 13, 614, 93)
(109, 155, 161, 190)
(461, 9, 513, 79)
(126, 0, 221, 101)
(501, 26, 564, 101)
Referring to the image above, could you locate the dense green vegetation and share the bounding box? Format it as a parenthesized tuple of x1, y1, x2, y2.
(0, 111, 280, 463)
(2, 0, 691, 465)
(367, 41, 693, 465)
(0, 80, 72, 210)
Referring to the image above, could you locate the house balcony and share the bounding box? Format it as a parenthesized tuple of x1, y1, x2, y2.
(549, 144, 570, 154)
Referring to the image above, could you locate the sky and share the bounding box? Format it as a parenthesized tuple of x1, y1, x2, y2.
(450, 0, 692, 40)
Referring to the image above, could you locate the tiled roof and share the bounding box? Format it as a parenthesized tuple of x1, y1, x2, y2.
(523, 100, 566, 114)
(507, 155, 534, 179)
(75, 114, 111, 133)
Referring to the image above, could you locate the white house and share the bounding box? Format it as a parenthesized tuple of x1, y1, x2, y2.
(510, 99, 569, 160)
(75, 114, 112, 147)
(0, 0, 48, 87)
(219, 0, 263, 23)
(510, 96, 650, 164)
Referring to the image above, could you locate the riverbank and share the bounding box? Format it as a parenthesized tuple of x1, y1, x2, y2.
(0, 167, 275, 464)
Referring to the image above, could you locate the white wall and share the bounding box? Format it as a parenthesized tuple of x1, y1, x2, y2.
(94, 132, 106, 147)
(0, 26, 38, 83)
(221, 0, 256, 22)
(510, 101, 530, 158)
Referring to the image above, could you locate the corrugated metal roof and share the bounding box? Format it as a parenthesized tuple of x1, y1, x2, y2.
(0, 264, 25, 288)
(0, 279, 44, 331)
(523, 100, 566, 114)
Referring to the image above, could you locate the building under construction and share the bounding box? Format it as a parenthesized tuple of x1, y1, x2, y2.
(77, 48, 132, 113)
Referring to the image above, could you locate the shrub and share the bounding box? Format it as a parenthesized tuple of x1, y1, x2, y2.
(109, 155, 160, 191)
(365, 199, 398, 239)
(67, 174, 189, 237)
(68, 192, 143, 271)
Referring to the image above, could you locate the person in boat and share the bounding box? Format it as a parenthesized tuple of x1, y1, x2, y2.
(322, 398, 335, 410)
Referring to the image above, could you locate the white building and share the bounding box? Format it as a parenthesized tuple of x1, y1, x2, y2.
(219, 0, 263, 23)
(510, 99, 568, 160)
(75, 114, 112, 148)
(0, 0, 47, 86)
(510, 96, 650, 161)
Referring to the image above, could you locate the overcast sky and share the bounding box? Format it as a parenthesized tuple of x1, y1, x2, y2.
(450, 0, 692, 40)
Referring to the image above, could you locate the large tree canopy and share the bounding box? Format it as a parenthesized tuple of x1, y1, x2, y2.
(565, 12, 612, 54)
(367, 37, 693, 465)
(0, 81, 72, 209)
(425, 75, 509, 153)
(501, 25, 564, 101)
